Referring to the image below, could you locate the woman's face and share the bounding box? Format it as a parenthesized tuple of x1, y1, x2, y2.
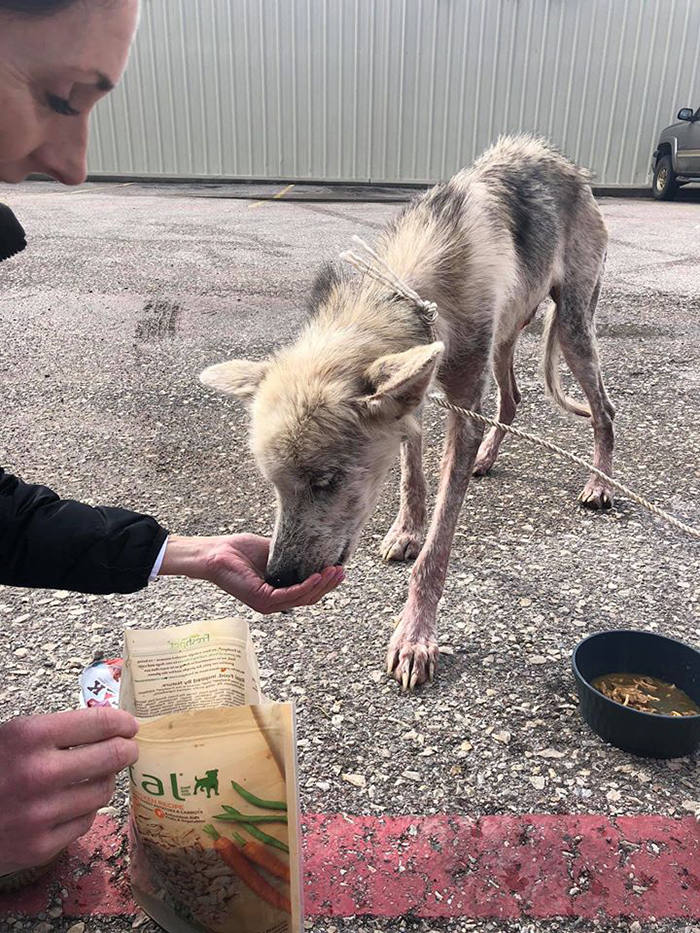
(0, 0, 139, 185)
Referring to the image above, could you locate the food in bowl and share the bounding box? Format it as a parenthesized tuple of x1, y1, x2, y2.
(592, 672, 700, 717)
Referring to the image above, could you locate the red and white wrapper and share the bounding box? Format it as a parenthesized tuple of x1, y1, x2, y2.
(79, 658, 123, 709)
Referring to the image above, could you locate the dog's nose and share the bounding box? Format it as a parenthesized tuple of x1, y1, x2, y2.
(265, 567, 304, 589)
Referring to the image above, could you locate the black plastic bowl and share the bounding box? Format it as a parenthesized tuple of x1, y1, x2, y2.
(572, 630, 700, 758)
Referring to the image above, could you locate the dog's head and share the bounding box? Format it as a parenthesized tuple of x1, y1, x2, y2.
(200, 333, 443, 587)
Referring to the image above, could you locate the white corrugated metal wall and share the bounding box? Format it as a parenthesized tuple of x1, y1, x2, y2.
(88, 0, 700, 186)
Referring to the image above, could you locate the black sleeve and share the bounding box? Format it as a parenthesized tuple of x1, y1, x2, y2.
(0, 467, 168, 595)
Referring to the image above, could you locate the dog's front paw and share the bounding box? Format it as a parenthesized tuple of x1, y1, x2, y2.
(386, 624, 438, 692)
(578, 478, 614, 510)
(473, 431, 500, 476)
(472, 453, 496, 477)
(380, 525, 423, 562)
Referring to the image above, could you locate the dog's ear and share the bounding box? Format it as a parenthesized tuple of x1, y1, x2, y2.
(361, 341, 444, 418)
(199, 359, 270, 398)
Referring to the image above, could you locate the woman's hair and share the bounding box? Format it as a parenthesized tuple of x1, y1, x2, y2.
(0, 0, 79, 14)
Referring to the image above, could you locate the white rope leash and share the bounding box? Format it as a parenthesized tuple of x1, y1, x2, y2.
(340, 236, 700, 542)
(431, 395, 700, 541)
(339, 235, 439, 335)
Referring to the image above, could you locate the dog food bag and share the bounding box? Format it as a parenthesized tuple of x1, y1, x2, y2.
(120, 617, 302, 933)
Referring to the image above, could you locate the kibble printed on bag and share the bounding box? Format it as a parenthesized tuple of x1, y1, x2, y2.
(121, 618, 302, 933)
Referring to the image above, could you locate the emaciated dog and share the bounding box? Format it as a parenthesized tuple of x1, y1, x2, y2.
(200, 136, 614, 691)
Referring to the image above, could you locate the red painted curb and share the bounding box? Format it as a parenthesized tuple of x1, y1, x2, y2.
(304, 814, 700, 920)
(0, 817, 132, 918)
(0, 814, 698, 920)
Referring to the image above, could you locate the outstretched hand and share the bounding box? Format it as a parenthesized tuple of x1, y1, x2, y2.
(160, 534, 344, 613)
(202, 534, 344, 613)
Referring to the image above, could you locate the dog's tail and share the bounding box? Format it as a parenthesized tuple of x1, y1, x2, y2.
(541, 304, 591, 419)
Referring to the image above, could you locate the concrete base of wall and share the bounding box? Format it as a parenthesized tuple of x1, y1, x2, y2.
(28, 172, 657, 201)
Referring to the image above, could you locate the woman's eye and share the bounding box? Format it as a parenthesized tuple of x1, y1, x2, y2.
(47, 94, 81, 117)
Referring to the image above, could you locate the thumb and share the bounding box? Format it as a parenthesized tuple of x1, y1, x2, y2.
(239, 534, 272, 561)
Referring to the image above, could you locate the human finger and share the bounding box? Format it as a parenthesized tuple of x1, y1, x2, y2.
(48, 776, 116, 828)
(271, 566, 344, 610)
(48, 810, 99, 857)
(38, 709, 139, 750)
(302, 567, 345, 604)
(53, 735, 139, 786)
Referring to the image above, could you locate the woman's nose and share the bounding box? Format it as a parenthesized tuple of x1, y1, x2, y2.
(32, 116, 89, 186)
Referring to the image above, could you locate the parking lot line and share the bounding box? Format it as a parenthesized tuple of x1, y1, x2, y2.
(248, 182, 296, 208)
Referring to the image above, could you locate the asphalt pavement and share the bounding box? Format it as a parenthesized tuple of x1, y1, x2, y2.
(0, 180, 698, 933)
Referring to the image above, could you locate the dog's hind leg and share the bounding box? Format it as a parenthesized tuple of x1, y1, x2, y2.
(554, 277, 616, 509)
(473, 330, 522, 476)
(387, 356, 490, 691)
(381, 419, 427, 562)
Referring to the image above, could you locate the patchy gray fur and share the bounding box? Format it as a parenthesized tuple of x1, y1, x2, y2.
(307, 262, 347, 316)
(200, 134, 614, 691)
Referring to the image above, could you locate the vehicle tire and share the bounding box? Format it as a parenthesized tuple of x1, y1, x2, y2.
(652, 154, 679, 200)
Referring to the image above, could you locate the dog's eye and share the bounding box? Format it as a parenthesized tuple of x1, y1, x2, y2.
(310, 472, 338, 492)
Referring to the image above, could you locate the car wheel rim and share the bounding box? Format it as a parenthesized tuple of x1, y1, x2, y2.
(657, 166, 668, 190)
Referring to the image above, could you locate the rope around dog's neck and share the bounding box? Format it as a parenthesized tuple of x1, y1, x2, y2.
(340, 235, 439, 341)
(339, 236, 700, 542)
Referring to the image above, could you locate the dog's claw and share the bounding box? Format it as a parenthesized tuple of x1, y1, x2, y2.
(578, 479, 614, 511)
(386, 631, 439, 692)
(472, 456, 494, 477)
(380, 526, 424, 563)
(473, 434, 500, 476)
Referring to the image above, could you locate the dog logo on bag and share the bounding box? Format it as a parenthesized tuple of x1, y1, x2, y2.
(193, 769, 220, 798)
(129, 765, 223, 801)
